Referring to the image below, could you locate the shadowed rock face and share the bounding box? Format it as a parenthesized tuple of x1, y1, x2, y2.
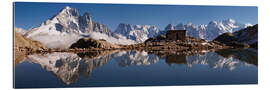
(213, 24, 258, 48)
(69, 38, 119, 49)
(214, 33, 236, 43)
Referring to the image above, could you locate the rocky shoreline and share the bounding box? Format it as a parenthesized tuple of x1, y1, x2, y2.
(14, 24, 258, 55)
(14, 36, 248, 55)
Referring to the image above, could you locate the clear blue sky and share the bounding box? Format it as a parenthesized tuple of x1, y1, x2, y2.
(14, 2, 258, 31)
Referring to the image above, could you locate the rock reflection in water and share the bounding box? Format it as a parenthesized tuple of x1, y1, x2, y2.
(148, 49, 257, 71)
(25, 50, 119, 85)
(215, 49, 258, 66)
(15, 48, 257, 85)
(186, 52, 245, 70)
(26, 52, 81, 85)
(14, 52, 27, 66)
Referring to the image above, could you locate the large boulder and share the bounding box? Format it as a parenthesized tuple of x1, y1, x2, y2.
(70, 38, 119, 49)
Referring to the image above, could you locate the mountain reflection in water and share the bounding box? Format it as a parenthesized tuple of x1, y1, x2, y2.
(14, 49, 258, 87)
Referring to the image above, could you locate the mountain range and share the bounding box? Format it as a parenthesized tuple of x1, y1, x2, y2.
(114, 23, 160, 43)
(162, 19, 252, 40)
(17, 6, 254, 48)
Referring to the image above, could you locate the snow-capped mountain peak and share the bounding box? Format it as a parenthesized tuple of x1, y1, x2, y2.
(24, 6, 126, 48)
(186, 22, 194, 26)
(19, 6, 254, 48)
(223, 18, 236, 24)
(59, 6, 79, 17)
(164, 24, 175, 30)
(114, 23, 160, 43)
(165, 19, 251, 40)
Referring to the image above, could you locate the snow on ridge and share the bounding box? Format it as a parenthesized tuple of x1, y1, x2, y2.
(114, 23, 160, 43)
(29, 32, 81, 49)
(87, 32, 136, 45)
(14, 27, 27, 35)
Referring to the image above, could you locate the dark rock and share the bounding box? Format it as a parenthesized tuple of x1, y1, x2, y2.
(70, 38, 119, 49)
(250, 42, 258, 48)
(144, 37, 155, 43)
(156, 35, 166, 40)
(213, 24, 258, 48)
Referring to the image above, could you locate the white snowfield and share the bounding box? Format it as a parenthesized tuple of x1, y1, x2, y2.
(87, 32, 136, 45)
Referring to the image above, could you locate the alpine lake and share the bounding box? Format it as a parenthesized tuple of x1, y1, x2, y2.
(14, 48, 258, 88)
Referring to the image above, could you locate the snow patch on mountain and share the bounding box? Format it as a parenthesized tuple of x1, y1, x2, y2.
(85, 32, 136, 45)
(27, 31, 81, 49)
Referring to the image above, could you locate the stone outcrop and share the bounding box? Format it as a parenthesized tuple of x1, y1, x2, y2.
(69, 38, 120, 49)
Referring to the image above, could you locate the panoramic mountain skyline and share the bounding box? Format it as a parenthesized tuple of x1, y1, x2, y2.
(14, 2, 258, 88)
(15, 5, 256, 48)
(14, 2, 258, 31)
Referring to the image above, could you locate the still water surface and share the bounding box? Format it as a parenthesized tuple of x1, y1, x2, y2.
(14, 49, 258, 88)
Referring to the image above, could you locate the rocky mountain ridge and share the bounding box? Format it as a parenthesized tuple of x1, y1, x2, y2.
(213, 24, 258, 48)
(23, 6, 116, 48)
